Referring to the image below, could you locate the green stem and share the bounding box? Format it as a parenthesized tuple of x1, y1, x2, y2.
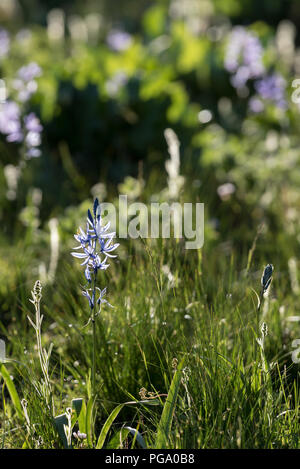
(92, 313, 96, 399)
(91, 272, 97, 399)
(255, 289, 263, 359)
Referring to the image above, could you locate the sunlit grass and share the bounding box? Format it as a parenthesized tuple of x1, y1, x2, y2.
(1, 232, 299, 448)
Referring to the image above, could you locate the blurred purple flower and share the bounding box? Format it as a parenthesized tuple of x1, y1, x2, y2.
(0, 104, 43, 157)
(255, 73, 287, 109)
(17, 62, 42, 82)
(0, 101, 20, 124)
(25, 130, 41, 147)
(6, 131, 23, 143)
(230, 66, 250, 89)
(15, 81, 38, 103)
(0, 101, 23, 142)
(26, 148, 41, 158)
(217, 183, 236, 201)
(243, 34, 265, 77)
(13, 63, 41, 102)
(107, 29, 132, 51)
(225, 27, 246, 73)
(248, 97, 264, 113)
(25, 112, 43, 132)
(225, 26, 265, 88)
(24, 112, 43, 158)
(0, 28, 10, 58)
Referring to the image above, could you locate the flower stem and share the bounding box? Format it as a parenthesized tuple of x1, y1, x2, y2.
(92, 315, 96, 398)
(91, 272, 97, 399)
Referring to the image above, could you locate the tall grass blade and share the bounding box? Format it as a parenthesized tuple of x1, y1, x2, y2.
(107, 427, 130, 449)
(0, 364, 23, 420)
(86, 397, 94, 448)
(77, 399, 87, 435)
(154, 357, 185, 449)
(96, 403, 124, 449)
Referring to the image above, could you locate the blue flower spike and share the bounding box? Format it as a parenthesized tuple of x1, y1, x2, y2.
(71, 198, 118, 316)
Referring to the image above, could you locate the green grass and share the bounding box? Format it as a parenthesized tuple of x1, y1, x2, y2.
(0, 231, 300, 449)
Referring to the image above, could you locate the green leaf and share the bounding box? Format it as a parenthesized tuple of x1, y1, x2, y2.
(54, 399, 85, 449)
(77, 399, 87, 435)
(72, 397, 83, 415)
(96, 398, 160, 449)
(107, 427, 130, 449)
(71, 398, 83, 427)
(0, 364, 23, 420)
(54, 413, 70, 449)
(86, 397, 94, 448)
(96, 403, 124, 449)
(154, 357, 185, 449)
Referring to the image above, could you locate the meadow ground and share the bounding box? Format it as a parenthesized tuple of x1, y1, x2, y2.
(1, 212, 300, 449)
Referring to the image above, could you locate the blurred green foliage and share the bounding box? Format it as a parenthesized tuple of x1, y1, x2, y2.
(0, 0, 300, 265)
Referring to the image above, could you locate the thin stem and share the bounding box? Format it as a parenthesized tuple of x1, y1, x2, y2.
(255, 289, 263, 359)
(28, 283, 55, 417)
(92, 315, 96, 398)
(35, 300, 54, 416)
(91, 271, 97, 399)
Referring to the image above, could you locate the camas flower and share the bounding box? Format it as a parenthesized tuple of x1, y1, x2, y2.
(71, 198, 119, 289)
(261, 264, 274, 293)
(72, 199, 118, 396)
(82, 286, 111, 310)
